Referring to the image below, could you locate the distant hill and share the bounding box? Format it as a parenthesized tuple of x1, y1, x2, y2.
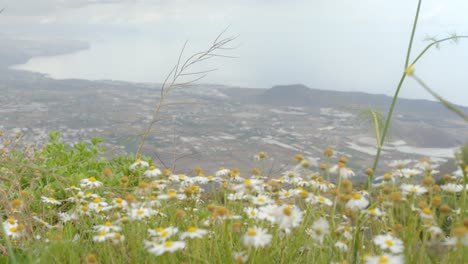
(254, 84, 468, 118)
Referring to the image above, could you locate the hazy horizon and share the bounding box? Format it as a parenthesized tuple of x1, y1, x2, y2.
(2, 0, 468, 105)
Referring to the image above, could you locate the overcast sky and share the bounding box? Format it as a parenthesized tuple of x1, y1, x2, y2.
(1, 0, 468, 105)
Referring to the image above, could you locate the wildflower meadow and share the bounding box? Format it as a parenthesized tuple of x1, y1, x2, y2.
(2, 0, 468, 263)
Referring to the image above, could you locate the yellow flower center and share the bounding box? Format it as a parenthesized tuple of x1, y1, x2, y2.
(369, 209, 376, 215)
(114, 233, 121, 239)
(422, 208, 432, 215)
(168, 190, 177, 197)
(89, 177, 96, 182)
(378, 256, 389, 263)
(116, 198, 123, 203)
(250, 210, 256, 216)
(385, 240, 394, 246)
(7, 218, 15, 224)
(353, 193, 361, 200)
(257, 197, 265, 203)
(136, 210, 145, 215)
(187, 226, 197, 233)
(247, 229, 257, 236)
(283, 207, 292, 216)
(150, 165, 155, 170)
(93, 198, 101, 203)
(81, 206, 88, 212)
(164, 241, 173, 247)
(104, 221, 112, 227)
(284, 192, 290, 197)
(98, 231, 107, 236)
(319, 197, 326, 202)
(9, 227, 17, 233)
(161, 231, 169, 237)
(410, 187, 417, 192)
(244, 179, 252, 186)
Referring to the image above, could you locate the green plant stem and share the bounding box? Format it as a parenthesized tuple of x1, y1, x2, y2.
(0, 224, 18, 264)
(368, 0, 422, 188)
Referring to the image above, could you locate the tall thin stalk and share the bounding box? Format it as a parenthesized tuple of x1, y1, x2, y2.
(367, 0, 468, 189)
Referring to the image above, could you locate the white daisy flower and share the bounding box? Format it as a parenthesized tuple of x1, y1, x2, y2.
(440, 183, 464, 193)
(401, 184, 427, 196)
(306, 217, 330, 244)
(128, 207, 155, 220)
(148, 227, 179, 241)
(244, 207, 260, 219)
(346, 193, 369, 211)
(232, 251, 248, 264)
(335, 241, 348, 252)
(109, 232, 125, 244)
(366, 208, 385, 217)
(329, 165, 355, 179)
(144, 240, 186, 256)
(251, 194, 273, 206)
(144, 166, 162, 178)
(215, 168, 230, 177)
(365, 254, 404, 264)
(242, 227, 272, 248)
(93, 221, 121, 233)
(180, 226, 208, 239)
(93, 230, 110, 242)
(373, 234, 404, 253)
(41, 196, 61, 205)
(80, 177, 103, 189)
(274, 205, 304, 232)
(307, 195, 333, 206)
(129, 159, 149, 171)
(393, 168, 422, 178)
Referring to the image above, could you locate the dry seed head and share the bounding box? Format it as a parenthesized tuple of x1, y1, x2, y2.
(86, 254, 97, 264)
(451, 225, 468, 238)
(433, 185, 441, 192)
(138, 182, 149, 189)
(293, 154, 304, 162)
(320, 163, 327, 170)
(382, 186, 392, 195)
(251, 168, 260, 176)
(163, 169, 172, 177)
(377, 196, 385, 203)
(120, 176, 129, 184)
(207, 204, 216, 212)
(232, 222, 243, 233)
(12, 199, 23, 208)
(394, 224, 404, 233)
(324, 148, 333, 157)
(257, 151, 267, 159)
(175, 210, 185, 220)
(342, 179, 353, 189)
(418, 201, 429, 209)
(339, 156, 349, 164)
(422, 176, 435, 186)
(301, 160, 310, 168)
(194, 166, 203, 176)
(463, 218, 468, 228)
(125, 194, 136, 203)
(339, 194, 350, 202)
(439, 204, 451, 213)
(364, 168, 374, 177)
(214, 206, 228, 216)
(431, 196, 442, 206)
(102, 168, 113, 177)
(391, 192, 402, 202)
(443, 174, 453, 182)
